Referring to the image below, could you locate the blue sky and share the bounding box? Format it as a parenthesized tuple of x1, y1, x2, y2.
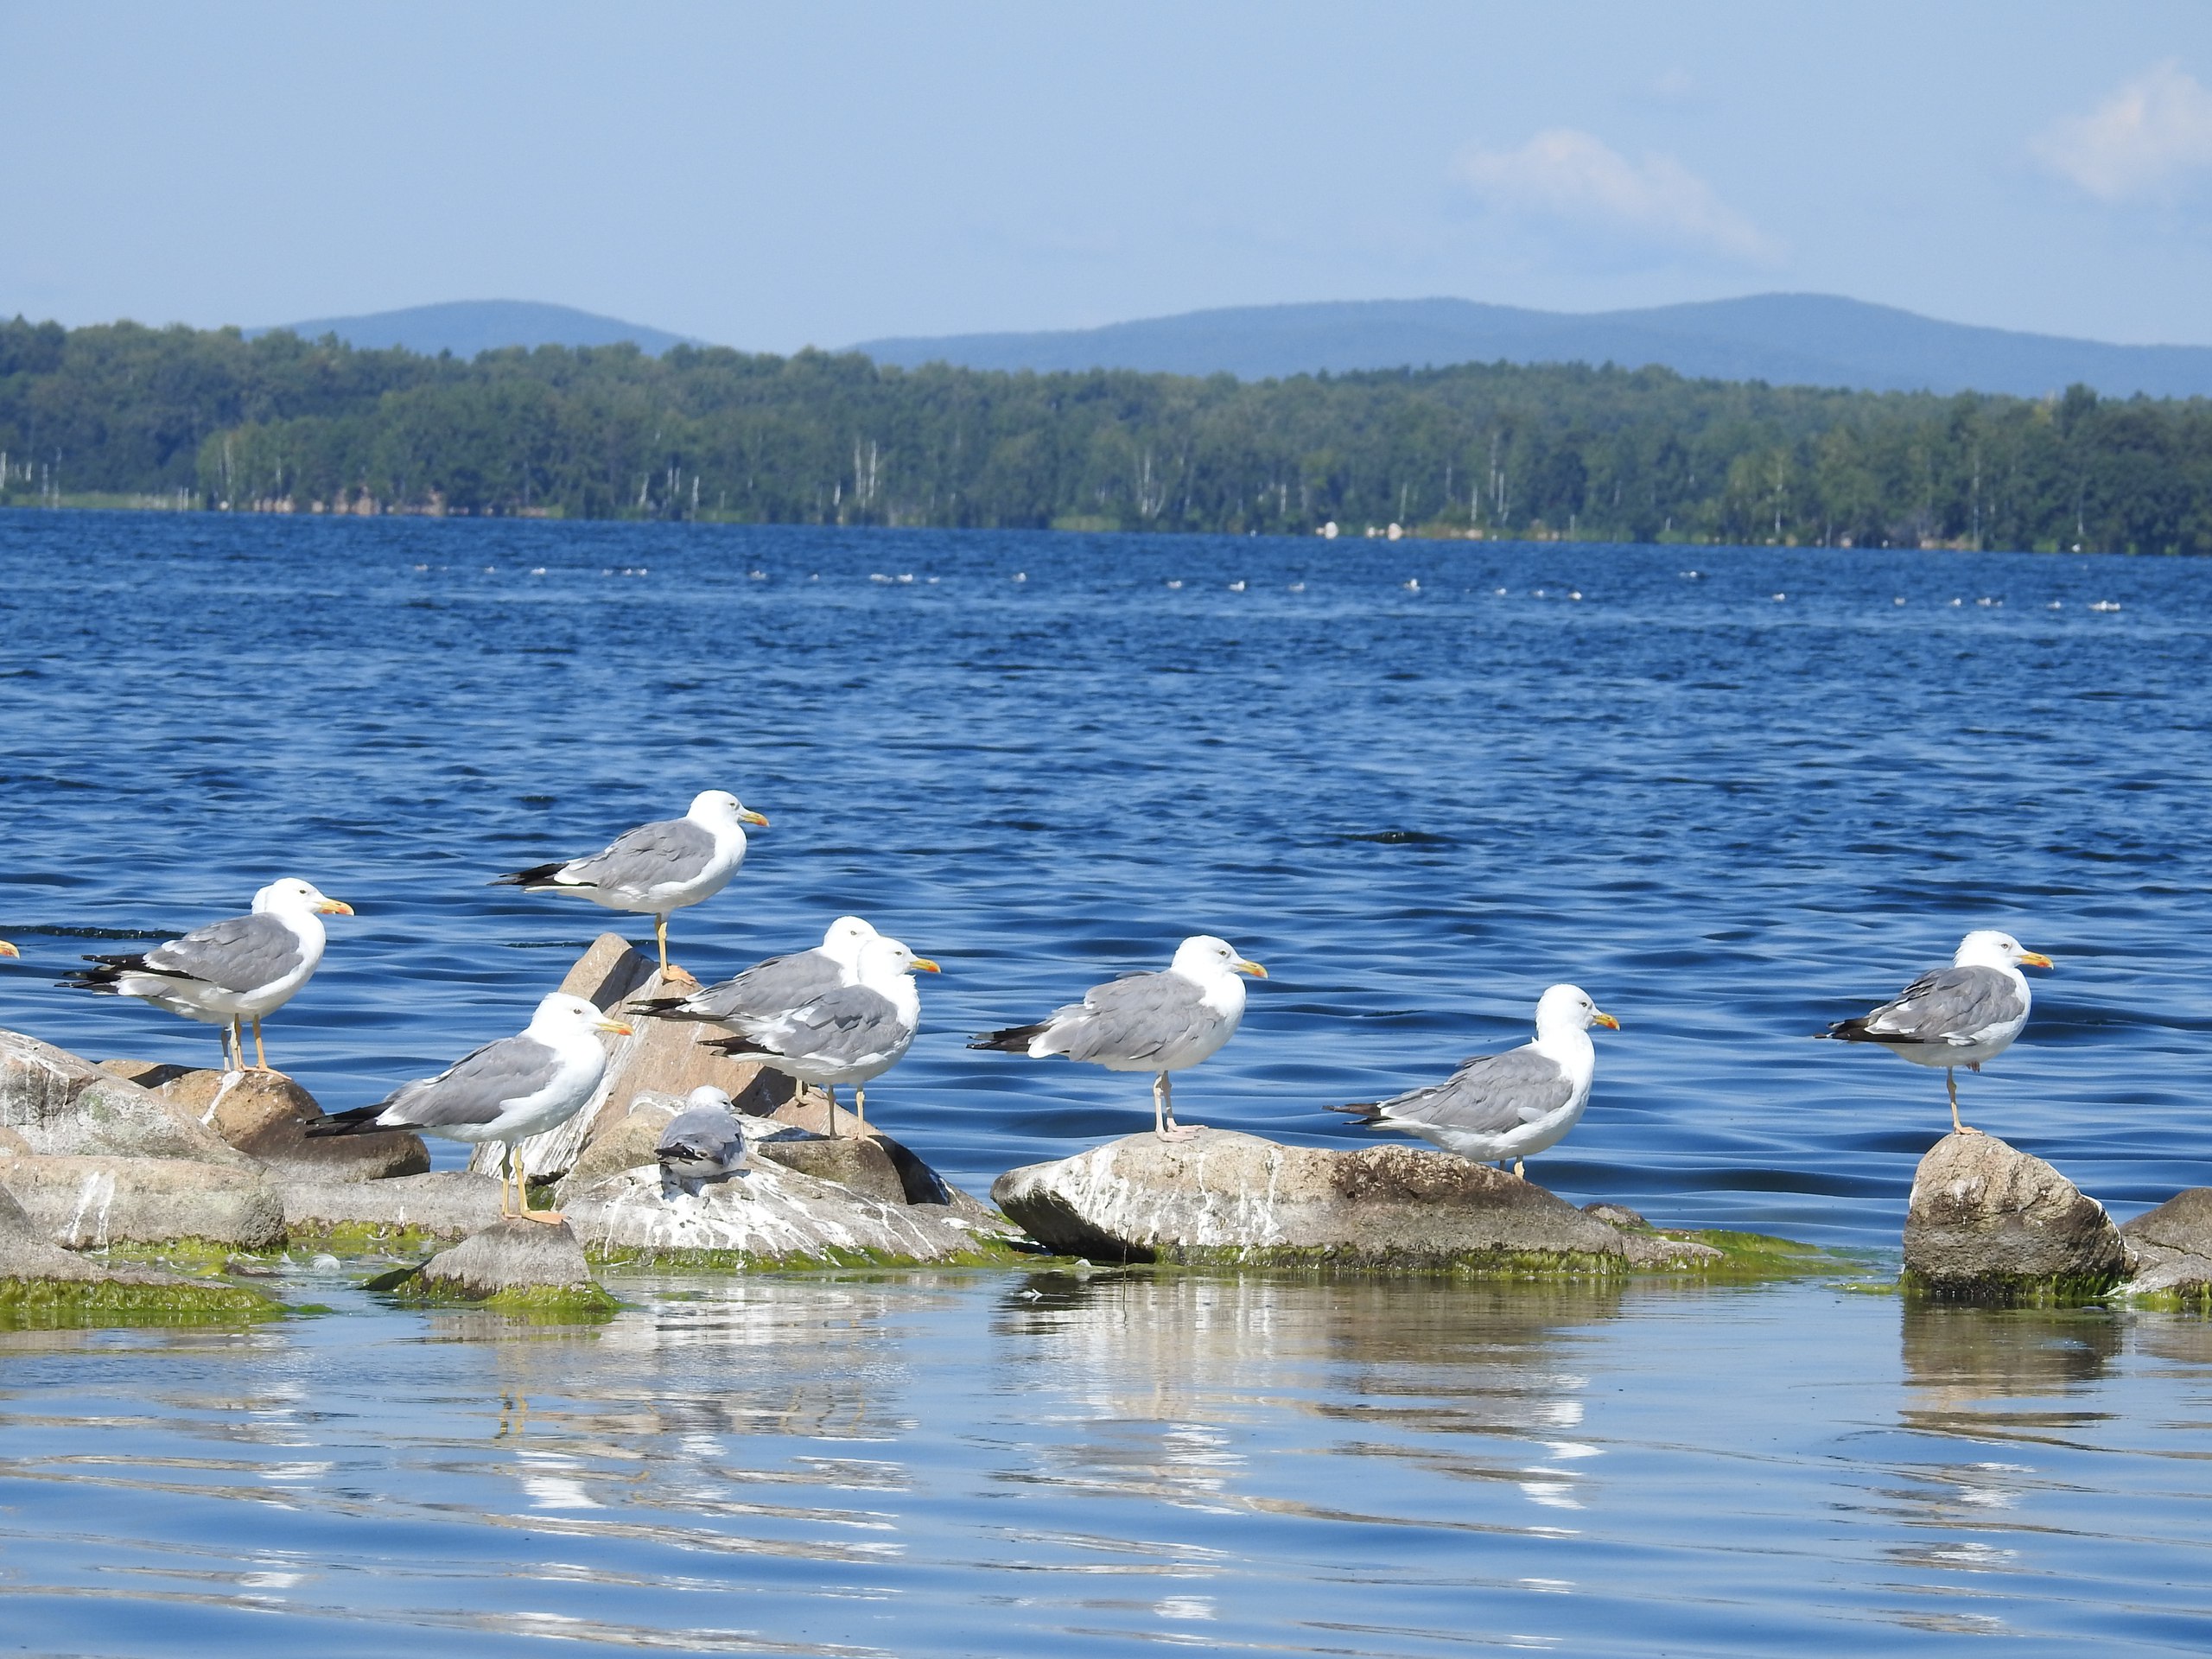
(4, 2, 2209, 350)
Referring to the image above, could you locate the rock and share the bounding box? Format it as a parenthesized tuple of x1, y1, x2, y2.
(0, 1181, 276, 1319)
(411, 1218, 607, 1302)
(1584, 1201, 1650, 1230)
(1903, 1131, 2126, 1298)
(752, 1133, 910, 1207)
(2120, 1189, 2212, 1300)
(0, 1153, 286, 1250)
(99, 1062, 430, 1181)
(561, 1159, 1021, 1266)
(472, 935, 794, 1183)
(1615, 1231, 1726, 1268)
(0, 1029, 249, 1166)
(990, 1129, 1630, 1267)
(281, 1171, 508, 1246)
(550, 1093, 683, 1205)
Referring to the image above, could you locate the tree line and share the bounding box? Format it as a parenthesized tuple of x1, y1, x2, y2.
(2, 315, 2209, 552)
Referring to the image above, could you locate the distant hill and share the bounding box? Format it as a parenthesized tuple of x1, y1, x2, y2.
(253, 299, 700, 358)
(854, 294, 2212, 400)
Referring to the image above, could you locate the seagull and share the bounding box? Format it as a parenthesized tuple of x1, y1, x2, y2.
(969, 936, 1268, 1141)
(307, 992, 632, 1223)
(1819, 929, 2052, 1135)
(703, 935, 939, 1138)
(634, 916, 880, 1030)
(61, 878, 353, 1072)
(655, 1084, 750, 1195)
(494, 789, 768, 982)
(1328, 984, 1617, 1179)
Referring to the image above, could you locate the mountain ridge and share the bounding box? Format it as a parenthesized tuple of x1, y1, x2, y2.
(251, 298, 697, 358)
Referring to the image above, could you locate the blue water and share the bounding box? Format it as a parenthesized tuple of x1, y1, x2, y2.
(2, 514, 2209, 1653)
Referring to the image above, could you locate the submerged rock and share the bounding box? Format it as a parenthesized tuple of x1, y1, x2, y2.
(99, 1061, 430, 1181)
(2119, 1189, 2212, 1300)
(470, 934, 795, 1184)
(0, 1029, 248, 1166)
(561, 1158, 1020, 1266)
(372, 1218, 616, 1314)
(1903, 1131, 2126, 1299)
(0, 1152, 286, 1250)
(991, 1129, 1635, 1268)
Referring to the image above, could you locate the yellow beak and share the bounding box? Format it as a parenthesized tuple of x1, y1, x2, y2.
(0, 941, 18, 959)
(739, 808, 772, 828)
(316, 899, 355, 916)
(1592, 1010, 1620, 1030)
(2019, 950, 2054, 969)
(597, 1017, 635, 1037)
(910, 957, 943, 974)
(1235, 958, 1268, 979)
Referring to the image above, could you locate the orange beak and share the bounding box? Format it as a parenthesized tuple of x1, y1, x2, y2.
(316, 899, 355, 916)
(596, 1017, 635, 1037)
(1234, 958, 1268, 979)
(1592, 1009, 1620, 1030)
(2019, 950, 2053, 969)
(910, 956, 943, 974)
(0, 941, 18, 959)
(738, 808, 771, 828)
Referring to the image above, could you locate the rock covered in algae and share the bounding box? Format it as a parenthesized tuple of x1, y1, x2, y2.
(370, 1218, 616, 1314)
(0, 1028, 249, 1166)
(1903, 1130, 2126, 1299)
(991, 1128, 1635, 1268)
(0, 1176, 276, 1320)
(0, 1152, 286, 1249)
(100, 1061, 429, 1182)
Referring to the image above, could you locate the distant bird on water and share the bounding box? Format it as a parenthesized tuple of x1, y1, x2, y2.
(1329, 983, 1617, 1179)
(1818, 929, 2052, 1135)
(61, 878, 353, 1072)
(493, 789, 768, 982)
(308, 992, 632, 1223)
(970, 935, 1268, 1141)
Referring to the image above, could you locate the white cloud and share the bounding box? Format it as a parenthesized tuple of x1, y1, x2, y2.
(1456, 129, 1778, 263)
(2036, 60, 2212, 200)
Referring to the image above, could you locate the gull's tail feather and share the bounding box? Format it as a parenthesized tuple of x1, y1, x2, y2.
(303, 1103, 408, 1138)
(60, 954, 164, 992)
(492, 860, 573, 890)
(633, 996, 722, 1022)
(969, 1021, 1048, 1053)
(1326, 1101, 1388, 1126)
(1818, 1017, 1877, 1043)
(704, 1033, 770, 1059)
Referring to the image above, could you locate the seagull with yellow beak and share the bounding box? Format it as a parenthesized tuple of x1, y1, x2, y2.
(971, 935, 1268, 1141)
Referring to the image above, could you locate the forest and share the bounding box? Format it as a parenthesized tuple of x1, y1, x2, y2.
(2, 315, 2209, 552)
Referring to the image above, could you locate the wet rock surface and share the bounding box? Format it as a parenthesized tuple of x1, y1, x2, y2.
(2119, 1188, 2212, 1299)
(280, 1171, 508, 1243)
(100, 1062, 430, 1181)
(403, 1218, 607, 1303)
(0, 1152, 286, 1250)
(1, 1029, 247, 1166)
(1903, 1131, 2126, 1297)
(991, 1130, 1637, 1267)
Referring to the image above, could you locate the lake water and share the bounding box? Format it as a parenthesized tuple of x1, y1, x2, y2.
(1, 515, 2209, 1653)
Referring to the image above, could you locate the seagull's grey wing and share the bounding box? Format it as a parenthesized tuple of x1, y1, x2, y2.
(563, 817, 716, 897)
(656, 1106, 745, 1163)
(143, 912, 304, 992)
(378, 1034, 565, 1128)
(1851, 965, 2025, 1044)
(681, 950, 842, 1022)
(1050, 971, 1220, 1065)
(1376, 1045, 1574, 1136)
(743, 984, 909, 1066)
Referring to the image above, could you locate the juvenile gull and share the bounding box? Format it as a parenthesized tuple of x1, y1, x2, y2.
(61, 878, 353, 1072)
(969, 935, 1268, 1141)
(1328, 983, 1617, 1179)
(706, 935, 939, 1138)
(655, 1084, 750, 1194)
(1819, 929, 2052, 1134)
(494, 789, 769, 982)
(308, 992, 632, 1222)
(634, 916, 880, 1030)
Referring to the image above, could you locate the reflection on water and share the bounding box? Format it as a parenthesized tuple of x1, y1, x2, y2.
(2, 1274, 2209, 1654)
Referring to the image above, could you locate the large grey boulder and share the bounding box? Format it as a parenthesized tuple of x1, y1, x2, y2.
(561, 1159, 1019, 1265)
(100, 1061, 429, 1181)
(990, 1129, 1630, 1267)
(2120, 1189, 2212, 1300)
(0, 1029, 249, 1165)
(0, 1153, 286, 1250)
(0, 1181, 275, 1316)
(1903, 1131, 2126, 1298)
(281, 1171, 508, 1245)
(470, 935, 794, 1184)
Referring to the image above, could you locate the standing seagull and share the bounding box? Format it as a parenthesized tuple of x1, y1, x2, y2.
(634, 916, 880, 1030)
(306, 992, 632, 1223)
(655, 1084, 751, 1195)
(62, 878, 353, 1072)
(969, 936, 1268, 1142)
(704, 935, 939, 1138)
(494, 790, 769, 982)
(1328, 984, 1618, 1179)
(1819, 929, 2053, 1135)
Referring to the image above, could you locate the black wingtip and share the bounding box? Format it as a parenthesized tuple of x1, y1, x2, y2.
(491, 860, 569, 889)
(1324, 1102, 1384, 1123)
(302, 1102, 409, 1138)
(968, 1022, 1046, 1053)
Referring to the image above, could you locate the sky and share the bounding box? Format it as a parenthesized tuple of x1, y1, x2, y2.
(3, 2, 2210, 351)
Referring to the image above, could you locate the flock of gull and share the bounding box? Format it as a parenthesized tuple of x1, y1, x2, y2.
(1, 789, 2055, 1224)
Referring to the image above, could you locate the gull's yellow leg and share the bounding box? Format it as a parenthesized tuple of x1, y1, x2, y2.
(824, 1084, 839, 1141)
(252, 1016, 268, 1071)
(1947, 1068, 1978, 1135)
(854, 1086, 868, 1136)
